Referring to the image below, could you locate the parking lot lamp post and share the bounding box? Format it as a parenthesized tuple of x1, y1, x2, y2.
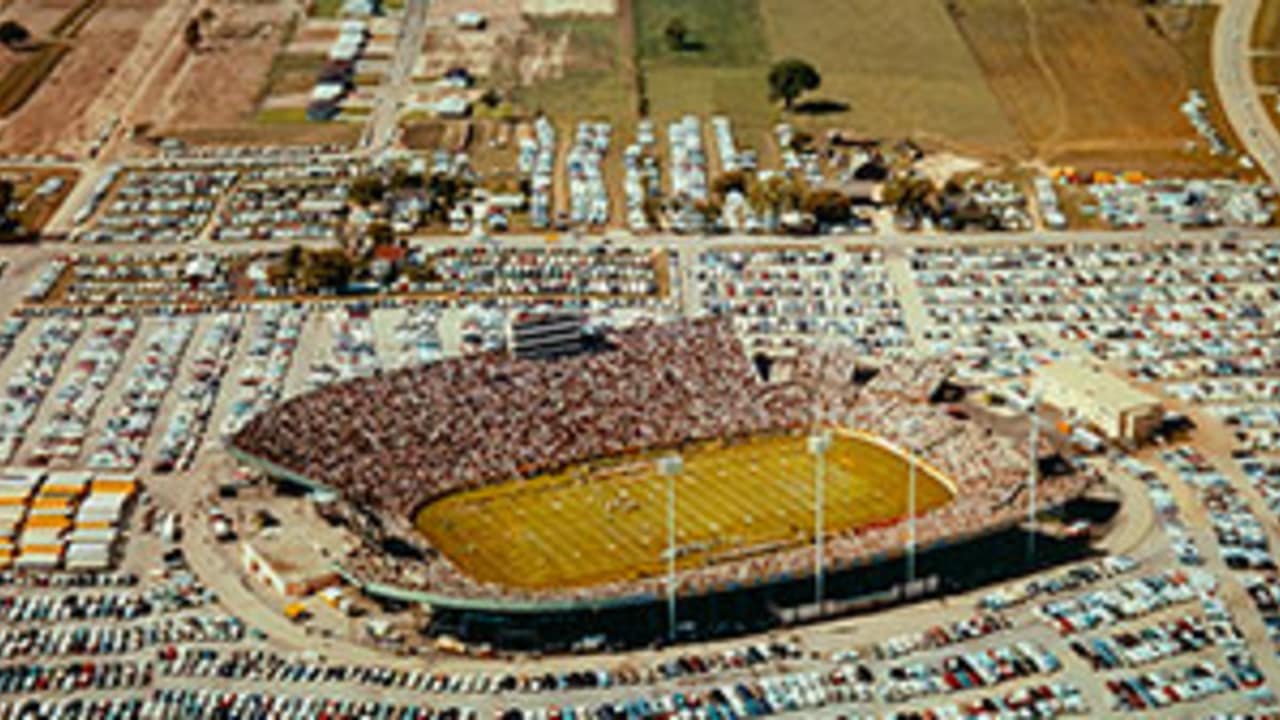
(907, 439, 917, 584)
(808, 431, 832, 611)
(1027, 395, 1041, 566)
(658, 454, 684, 643)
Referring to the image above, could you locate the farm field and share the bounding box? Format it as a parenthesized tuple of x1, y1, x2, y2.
(417, 431, 955, 591)
(760, 0, 1019, 156)
(950, 0, 1243, 175)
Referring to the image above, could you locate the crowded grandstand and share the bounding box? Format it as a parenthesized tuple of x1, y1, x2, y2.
(230, 319, 1097, 605)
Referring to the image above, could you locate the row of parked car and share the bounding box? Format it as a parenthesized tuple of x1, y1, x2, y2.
(154, 314, 244, 473)
(1035, 568, 1206, 636)
(877, 642, 1061, 703)
(0, 658, 151, 695)
(84, 169, 238, 244)
(1105, 659, 1257, 712)
(220, 307, 306, 439)
(0, 613, 243, 658)
(0, 319, 83, 464)
(1163, 448, 1275, 571)
(0, 574, 214, 624)
(32, 254, 236, 311)
(156, 639, 807, 697)
(869, 614, 1011, 661)
(31, 316, 137, 466)
(1068, 613, 1235, 670)
(696, 248, 910, 358)
(978, 555, 1139, 612)
(89, 319, 195, 471)
(214, 162, 357, 243)
(909, 239, 1280, 447)
(888, 681, 1087, 720)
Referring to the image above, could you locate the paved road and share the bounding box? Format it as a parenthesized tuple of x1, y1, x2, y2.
(363, 0, 429, 151)
(1213, 0, 1280, 183)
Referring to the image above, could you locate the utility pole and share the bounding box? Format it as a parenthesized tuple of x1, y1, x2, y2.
(808, 431, 832, 611)
(907, 439, 917, 584)
(1027, 395, 1041, 566)
(658, 454, 684, 643)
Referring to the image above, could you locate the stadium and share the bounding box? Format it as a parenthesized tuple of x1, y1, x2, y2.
(229, 318, 1099, 648)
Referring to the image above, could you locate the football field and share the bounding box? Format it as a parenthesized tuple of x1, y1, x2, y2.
(415, 431, 955, 591)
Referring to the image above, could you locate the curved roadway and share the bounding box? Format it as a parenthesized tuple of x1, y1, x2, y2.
(1213, 0, 1280, 183)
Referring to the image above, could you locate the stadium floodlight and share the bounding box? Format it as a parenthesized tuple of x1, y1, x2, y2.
(808, 431, 831, 611)
(658, 454, 684, 643)
(907, 439, 917, 584)
(903, 419, 922, 585)
(1027, 394, 1042, 566)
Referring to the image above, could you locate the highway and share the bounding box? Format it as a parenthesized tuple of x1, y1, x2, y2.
(1213, 0, 1280, 183)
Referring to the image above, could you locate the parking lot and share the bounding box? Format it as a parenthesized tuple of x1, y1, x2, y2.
(0, 227, 1273, 717)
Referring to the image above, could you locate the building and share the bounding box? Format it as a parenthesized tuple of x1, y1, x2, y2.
(242, 532, 340, 598)
(1036, 360, 1163, 445)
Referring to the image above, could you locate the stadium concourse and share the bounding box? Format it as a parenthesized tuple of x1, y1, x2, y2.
(230, 318, 1097, 617)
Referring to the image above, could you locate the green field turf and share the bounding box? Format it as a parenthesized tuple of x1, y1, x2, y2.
(416, 431, 955, 591)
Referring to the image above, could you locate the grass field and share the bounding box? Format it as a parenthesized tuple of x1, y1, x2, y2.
(260, 52, 327, 99)
(761, 0, 1019, 155)
(416, 431, 955, 591)
(514, 16, 634, 125)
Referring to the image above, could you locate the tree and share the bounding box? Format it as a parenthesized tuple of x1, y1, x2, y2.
(768, 58, 821, 110)
(348, 175, 385, 206)
(184, 17, 202, 51)
(664, 17, 688, 51)
(711, 170, 749, 199)
(802, 189, 852, 225)
(367, 221, 393, 247)
(0, 21, 30, 48)
(748, 175, 805, 218)
(300, 249, 354, 292)
(426, 173, 472, 218)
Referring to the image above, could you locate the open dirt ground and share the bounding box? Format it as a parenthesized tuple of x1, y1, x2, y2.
(950, 0, 1242, 174)
(521, 0, 615, 15)
(151, 0, 297, 131)
(0, 0, 186, 154)
(418, 0, 565, 86)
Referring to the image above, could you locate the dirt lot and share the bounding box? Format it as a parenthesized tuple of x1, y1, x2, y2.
(1253, 0, 1280, 49)
(418, 0, 566, 86)
(521, 0, 615, 15)
(950, 0, 1242, 175)
(0, 0, 181, 154)
(0, 0, 80, 38)
(154, 0, 298, 131)
(0, 166, 77, 231)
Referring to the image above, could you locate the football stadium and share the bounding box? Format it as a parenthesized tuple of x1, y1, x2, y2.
(229, 318, 1098, 647)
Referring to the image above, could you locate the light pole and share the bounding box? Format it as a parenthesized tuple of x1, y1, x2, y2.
(808, 431, 832, 611)
(907, 438, 917, 584)
(1027, 395, 1041, 567)
(657, 454, 684, 643)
